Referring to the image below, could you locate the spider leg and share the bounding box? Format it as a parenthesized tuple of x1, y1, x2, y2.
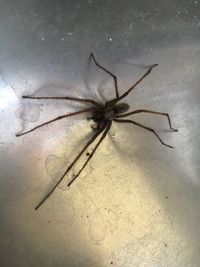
(114, 118, 174, 149)
(22, 95, 100, 107)
(117, 109, 178, 131)
(107, 63, 158, 105)
(90, 53, 119, 98)
(68, 120, 112, 186)
(16, 108, 93, 137)
(35, 122, 107, 210)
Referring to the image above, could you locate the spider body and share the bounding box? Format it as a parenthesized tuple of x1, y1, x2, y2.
(17, 53, 177, 210)
(91, 102, 130, 126)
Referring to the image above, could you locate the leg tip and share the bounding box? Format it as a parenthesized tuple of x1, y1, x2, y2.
(164, 143, 175, 149)
(172, 128, 178, 132)
(34, 205, 39, 210)
(152, 63, 159, 68)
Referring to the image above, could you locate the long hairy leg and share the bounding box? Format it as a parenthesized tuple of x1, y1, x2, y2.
(35, 122, 107, 210)
(22, 95, 100, 107)
(107, 63, 158, 106)
(90, 53, 119, 98)
(67, 121, 112, 186)
(16, 108, 93, 137)
(114, 118, 174, 149)
(117, 109, 178, 131)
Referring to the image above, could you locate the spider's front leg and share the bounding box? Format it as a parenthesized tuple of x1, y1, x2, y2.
(90, 53, 119, 98)
(107, 63, 158, 106)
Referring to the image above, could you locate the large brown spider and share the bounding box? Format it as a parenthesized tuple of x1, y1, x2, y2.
(16, 53, 177, 210)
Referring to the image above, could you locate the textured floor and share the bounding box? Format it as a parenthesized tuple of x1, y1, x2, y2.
(0, 0, 199, 266)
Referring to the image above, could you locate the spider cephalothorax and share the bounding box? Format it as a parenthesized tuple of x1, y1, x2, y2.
(16, 53, 177, 210)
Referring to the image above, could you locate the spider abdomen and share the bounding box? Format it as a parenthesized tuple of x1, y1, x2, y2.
(114, 103, 130, 115)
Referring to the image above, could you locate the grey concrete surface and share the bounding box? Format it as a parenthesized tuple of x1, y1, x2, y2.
(0, 0, 199, 266)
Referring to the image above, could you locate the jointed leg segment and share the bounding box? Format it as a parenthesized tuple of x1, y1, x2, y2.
(114, 118, 174, 149)
(16, 108, 93, 137)
(35, 122, 107, 210)
(67, 121, 112, 186)
(117, 109, 178, 131)
(108, 63, 158, 105)
(90, 53, 119, 98)
(22, 95, 100, 107)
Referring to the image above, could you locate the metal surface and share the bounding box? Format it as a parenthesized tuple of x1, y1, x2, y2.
(0, 0, 200, 266)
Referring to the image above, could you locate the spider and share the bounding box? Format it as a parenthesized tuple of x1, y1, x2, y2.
(16, 53, 178, 210)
